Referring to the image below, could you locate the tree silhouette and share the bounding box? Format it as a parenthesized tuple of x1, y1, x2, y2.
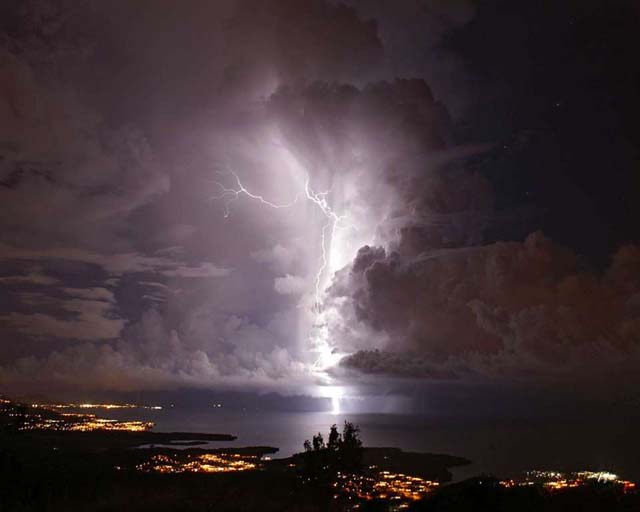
(338, 421, 363, 473)
(327, 424, 340, 451)
(312, 432, 324, 451)
(300, 421, 364, 490)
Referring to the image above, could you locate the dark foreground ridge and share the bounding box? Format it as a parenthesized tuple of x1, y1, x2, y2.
(1, 396, 638, 511)
(279, 446, 470, 482)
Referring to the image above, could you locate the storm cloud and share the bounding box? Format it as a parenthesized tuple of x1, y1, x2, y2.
(1, 0, 639, 403)
(333, 234, 640, 385)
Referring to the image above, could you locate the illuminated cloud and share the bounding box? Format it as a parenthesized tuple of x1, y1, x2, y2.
(1, 0, 638, 403)
(160, 262, 229, 278)
(333, 232, 640, 384)
(0, 244, 229, 278)
(251, 244, 298, 272)
(0, 308, 315, 394)
(0, 272, 60, 286)
(274, 274, 307, 296)
(0, 288, 125, 341)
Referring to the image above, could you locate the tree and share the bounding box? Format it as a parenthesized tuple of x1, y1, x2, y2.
(339, 421, 363, 473)
(299, 421, 364, 488)
(312, 432, 324, 451)
(327, 424, 340, 451)
(341, 422, 362, 450)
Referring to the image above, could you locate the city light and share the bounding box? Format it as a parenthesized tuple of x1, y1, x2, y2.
(333, 469, 440, 504)
(500, 470, 636, 493)
(32, 402, 162, 410)
(135, 453, 259, 473)
(1, 398, 155, 432)
(17, 414, 154, 432)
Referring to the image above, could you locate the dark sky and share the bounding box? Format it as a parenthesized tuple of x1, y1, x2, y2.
(450, 1, 640, 263)
(0, 0, 639, 412)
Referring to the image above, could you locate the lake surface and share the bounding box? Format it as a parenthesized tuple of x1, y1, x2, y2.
(100, 407, 640, 482)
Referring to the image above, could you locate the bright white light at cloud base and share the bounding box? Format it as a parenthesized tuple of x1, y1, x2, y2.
(310, 319, 344, 370)
(320, 385, 345, 415)
(210, 141, 371, 396)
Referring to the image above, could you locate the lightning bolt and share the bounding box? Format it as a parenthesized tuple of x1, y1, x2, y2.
(211, 171, 299, 218)
(212, 169, 350, 309)
(303, 176, 349, 309)
(212, 166, 351, 407)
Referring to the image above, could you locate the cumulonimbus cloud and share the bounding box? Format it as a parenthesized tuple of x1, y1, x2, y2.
(332, 233, 640, 384)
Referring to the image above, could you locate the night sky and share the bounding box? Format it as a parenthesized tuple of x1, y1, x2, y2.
(1, 0, 639, 414)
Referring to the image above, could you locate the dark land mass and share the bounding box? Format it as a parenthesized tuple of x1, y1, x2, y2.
(134, 445, 279, 459)
(2, 428, 638, 512)
(281, 446, 470, 482)
(407, 476, 640, 512)
(0, 399, 638, 511)
(1, 428, 638, 511)
(363, 447, 470, 481)
(0, 419, 469, 511)
(3, 428, 276, 462)
(18, 430, 237, 451)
